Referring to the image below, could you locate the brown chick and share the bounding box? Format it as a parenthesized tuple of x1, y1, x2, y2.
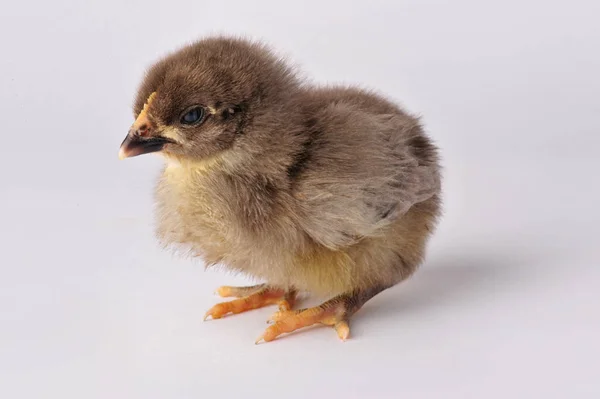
(118, 36, 442, 343)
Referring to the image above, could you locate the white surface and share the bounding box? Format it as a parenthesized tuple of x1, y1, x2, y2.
(1, 1, 599, 398)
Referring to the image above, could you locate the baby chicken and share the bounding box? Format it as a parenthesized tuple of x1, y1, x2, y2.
(119, 37, 442, 343)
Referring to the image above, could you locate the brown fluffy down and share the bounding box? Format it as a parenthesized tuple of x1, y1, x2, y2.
(132, 36, 442, 297)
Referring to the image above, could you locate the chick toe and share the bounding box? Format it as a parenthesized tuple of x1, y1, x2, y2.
(215, 284, 266, 298)
(256, 286, 387, 343)
(267, 309, 301, 324)
(257, 304, 345, 343)
(204, 286, 289, 320)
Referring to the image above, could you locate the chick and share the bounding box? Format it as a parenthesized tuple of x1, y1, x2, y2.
(119, 37, 442, 343)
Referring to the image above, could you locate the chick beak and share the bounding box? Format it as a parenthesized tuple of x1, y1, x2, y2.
(118, 92, 172, 159)
(118, 130, 172, 159)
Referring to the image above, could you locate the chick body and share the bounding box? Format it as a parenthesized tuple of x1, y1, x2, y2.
(121, 37, 442, 341)
(155, 86, 440, 296)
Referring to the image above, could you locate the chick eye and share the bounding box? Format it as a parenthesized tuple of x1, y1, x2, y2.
(180, 107, 205, 125)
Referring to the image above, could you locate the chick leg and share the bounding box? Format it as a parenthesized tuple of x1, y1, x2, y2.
(204, 285, 297, 320)
(257, 285, 387, 343)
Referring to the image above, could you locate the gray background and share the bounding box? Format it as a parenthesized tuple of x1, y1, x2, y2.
(1, 0, 599, 398)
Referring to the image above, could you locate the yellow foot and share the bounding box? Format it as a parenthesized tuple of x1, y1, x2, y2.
(204, 285, 296, 320)
(257, 305, 350, 344)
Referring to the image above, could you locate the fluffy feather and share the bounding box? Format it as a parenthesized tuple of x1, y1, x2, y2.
(123, 37, 444, 298)
(122, 37, 441, 306)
